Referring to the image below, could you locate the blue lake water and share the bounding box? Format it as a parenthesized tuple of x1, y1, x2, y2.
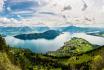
(5, 32, 104, 53)
(2, 26, 104, 53)
(5, 32, 71, 53)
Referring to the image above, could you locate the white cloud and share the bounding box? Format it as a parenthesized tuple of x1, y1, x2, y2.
(0, 16, 104, 28)
(1, 0, 104, 27)
(36, 0, 104, 24)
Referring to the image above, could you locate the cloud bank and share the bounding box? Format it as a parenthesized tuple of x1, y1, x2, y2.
(0, 0, 104, 27)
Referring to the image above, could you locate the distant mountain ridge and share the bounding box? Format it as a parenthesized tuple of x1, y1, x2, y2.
(59, 26, 104, 33)
(1, 26, 104, 37)
(49, 26, 104, 33)
(0, 26, 49, 36)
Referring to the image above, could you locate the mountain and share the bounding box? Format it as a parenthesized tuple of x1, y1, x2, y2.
(0, 26, 49, 36)
(48, 37, 93, 57)
(61, 26, 104, 33)
(54, 26, 104, 33)
(58, 37, 93, 52)
(14, 30, 61, 40)
(1, 26, 104, 37)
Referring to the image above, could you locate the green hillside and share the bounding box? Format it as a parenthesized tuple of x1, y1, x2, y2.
(1, 36, 104, 70)
(48, 37, 93, 57)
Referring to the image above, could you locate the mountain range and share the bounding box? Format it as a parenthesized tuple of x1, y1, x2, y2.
(1, 26, 104, 36)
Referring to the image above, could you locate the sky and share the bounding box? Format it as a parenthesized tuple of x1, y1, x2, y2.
(0, 0, 104, 27)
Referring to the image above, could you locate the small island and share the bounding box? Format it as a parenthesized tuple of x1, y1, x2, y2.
(14, 30, 61, 40)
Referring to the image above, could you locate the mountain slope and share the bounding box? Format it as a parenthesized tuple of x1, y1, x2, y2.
(48, 37, 93, 57)
(59, 37, 93, 53)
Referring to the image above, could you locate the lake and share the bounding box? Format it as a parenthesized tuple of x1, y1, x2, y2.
(5, 32, 104, 53)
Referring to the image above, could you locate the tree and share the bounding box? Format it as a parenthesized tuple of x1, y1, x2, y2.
(0, 35, 7, 50)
